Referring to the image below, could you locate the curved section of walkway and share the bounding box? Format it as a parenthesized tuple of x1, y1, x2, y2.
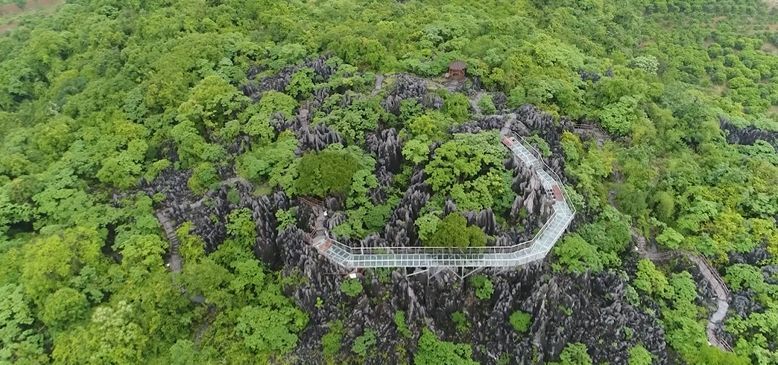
(633, 229, 733, 351)
(310, 133, 575, 269)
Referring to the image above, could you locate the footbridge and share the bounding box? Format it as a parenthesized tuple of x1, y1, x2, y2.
(309, 134, 575, 269)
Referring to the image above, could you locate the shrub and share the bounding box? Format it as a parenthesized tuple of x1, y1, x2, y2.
(394, 311, 412, 338)
(340, 278, 363, 297)
(509, 310, 532, 333)
(469, 274, 494, 300)
(477, 94, 497, 114)
(451, 311, 469, 333)
(352, 330, 377, 357)
(322, 321, 343, 359)
(628, 344, 652, 365)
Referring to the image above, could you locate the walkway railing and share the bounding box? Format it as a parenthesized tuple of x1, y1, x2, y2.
(309, 133, 575, 268)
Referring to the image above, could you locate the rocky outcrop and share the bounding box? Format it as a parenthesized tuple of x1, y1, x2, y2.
(720, 117, 778, 149)
(277, 235, 669, 365)
(379, 167, 430, 248)
(140, 64, 672, 364)
(242, 56, 336, 101)
(382, 74, 429, 114)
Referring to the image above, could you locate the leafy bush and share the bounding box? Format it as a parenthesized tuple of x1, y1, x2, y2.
(552, 234, 604, 273)
(274, 209, 296, 232)
(443, 93, 471, 122)
(425, 213, 487, 248)
(352, 329, 377, 357)
(414, 329, 478, 365)
(451, 311, 469, 333)
(322, 320, 344, 359)
(633, 259, 673, 300)
(550, 343, 592, 365)
(509, 310, 532, 333)
(394, 311, 412, 338)
(469, 275, 494, 301)
(628, 344, 652, 365)
(340, 279, 363, 298)
(477, 94, 497, 114)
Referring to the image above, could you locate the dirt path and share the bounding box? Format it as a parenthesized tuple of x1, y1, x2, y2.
(469, 91, 485, 116)
(372, 74, 384, 95)
(686, 254, 732, 351)
(153, 177, 252, 273)
(155, 210, 183, 273)
(632, 228, 732, 351)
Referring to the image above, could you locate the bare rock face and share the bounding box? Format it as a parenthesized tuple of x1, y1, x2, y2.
(517, 270, 668, 364)
(382, 74, 428, 114)
(450, 115, 506, 134)
(382, 167, 431, 248)
(463, 209, 498, 235)
(507, 155, 553, 237)
(492, 92, 508, 111)
(297, 123, 344, 151)
(365, 128, 402, 205)
(365, 128, 402, 173)
(242, 55, 336, 101)
(720, 117, 778, 149)
(284, 263, 669, 365)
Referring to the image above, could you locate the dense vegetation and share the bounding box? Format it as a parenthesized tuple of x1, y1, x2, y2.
(0, 0, 776, 364)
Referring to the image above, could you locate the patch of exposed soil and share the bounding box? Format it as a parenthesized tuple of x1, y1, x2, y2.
(0, 0, 63, 33)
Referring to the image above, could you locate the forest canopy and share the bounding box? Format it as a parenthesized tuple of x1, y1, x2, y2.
(0, 0, 776, 364)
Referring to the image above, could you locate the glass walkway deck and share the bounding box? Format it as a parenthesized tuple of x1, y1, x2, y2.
(310, 134, 575, 268)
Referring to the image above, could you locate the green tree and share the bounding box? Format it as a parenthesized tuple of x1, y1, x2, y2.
(553, 234, 604, 273)
(406, 111, 453, 141)
(286, 68, 315, 99)
(415, 212, 442, 242)
(656, 227, 685, 249)
(469, 274, 494, 300)
(315, 95, 383, 143)
(0, 284, 47, 364)
(41, 287, 88, 330)
(235, 304, 308, 359)
(187, 162, 218, 195)
(477, 94, 497, 114)
(340, 279, 363, 298)
(177, 74, 248, 136)
(20, 227, 108, 306)
(426, 132, 512, 212)
(414, 329, 478, 365)
(394, 311, 412, 338)
(52, 301, 149, 365)
(443, 93, 471, 123)
(509, 310, 532, 333)
(633, 259, 673, 300)
(628, 344, 652, 365)
(322, 320, 344, 360)
(426, 213, 486, 248)
(167, 340, 198, 365)
(236, 131, 298, 190)
(351, 329, 377, 358)
(551, 343, 592, 365)
(295, 145, 374, 198)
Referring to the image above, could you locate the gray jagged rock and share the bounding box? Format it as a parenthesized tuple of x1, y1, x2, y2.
(720, 117, 778, 149)
(140, 64, 673, 364)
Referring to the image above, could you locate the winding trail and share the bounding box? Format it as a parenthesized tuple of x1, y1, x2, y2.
(156, 210, 182, 273)
(687, 255, 732, 351)
(371, 74, 384, 95)
(632, 229, 732, 351)
(154, 176, 251, 273)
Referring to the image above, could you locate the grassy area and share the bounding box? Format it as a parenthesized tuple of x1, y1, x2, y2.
(0, 0, 63, 33)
